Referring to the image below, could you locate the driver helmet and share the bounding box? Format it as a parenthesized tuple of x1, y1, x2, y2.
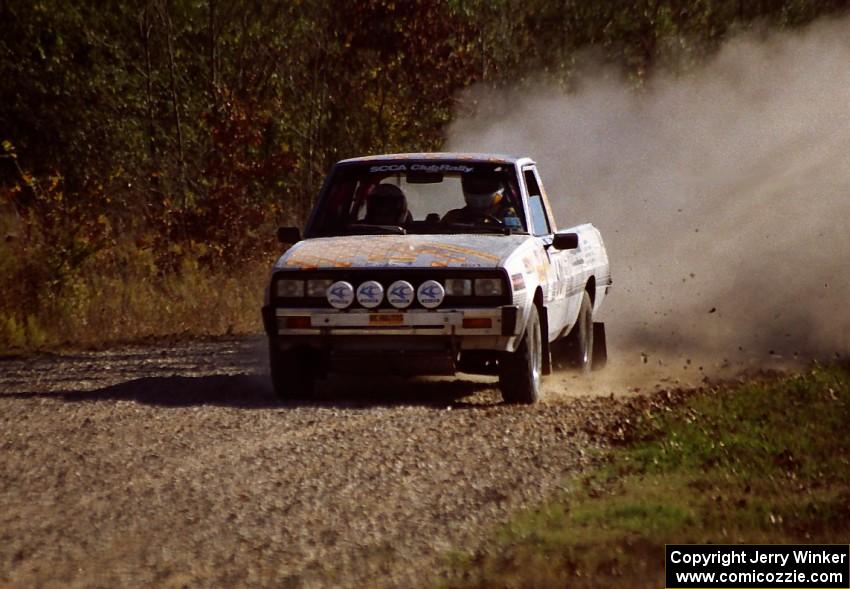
(461, 173, 504, 210)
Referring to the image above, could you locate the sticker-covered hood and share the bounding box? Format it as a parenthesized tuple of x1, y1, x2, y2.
(275, 234, 532, 270)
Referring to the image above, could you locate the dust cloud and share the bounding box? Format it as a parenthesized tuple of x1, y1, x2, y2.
(446, 17, 850, 374)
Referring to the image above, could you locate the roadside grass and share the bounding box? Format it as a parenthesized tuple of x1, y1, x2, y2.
(439, 363, 850, 589)
(0, 239, 269, 354)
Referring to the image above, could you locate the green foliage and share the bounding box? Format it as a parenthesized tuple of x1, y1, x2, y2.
(628, 366, 850, 482)
(3, 0, 846, 227)
(440, 365, 850, 589)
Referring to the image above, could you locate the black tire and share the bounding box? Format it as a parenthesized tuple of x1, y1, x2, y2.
(560, 291, 594, 374)
(499, 305, 542, 404)
(268, 340, 316, 400)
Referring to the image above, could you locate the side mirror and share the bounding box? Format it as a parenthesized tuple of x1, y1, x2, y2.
(552, 232, 579, 250)
(277, 226, 301, 244)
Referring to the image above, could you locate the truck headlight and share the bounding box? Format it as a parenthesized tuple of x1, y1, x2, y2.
(474, 278, 504, 296)
(306, 279, 333, 297)
(444, 278, 472, 296)
(276, 279, 305, 297)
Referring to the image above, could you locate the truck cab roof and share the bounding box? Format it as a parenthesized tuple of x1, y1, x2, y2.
(337, 152, 535, 168)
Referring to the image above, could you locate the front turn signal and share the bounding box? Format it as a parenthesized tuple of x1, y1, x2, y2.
(283, 316, 311, 329)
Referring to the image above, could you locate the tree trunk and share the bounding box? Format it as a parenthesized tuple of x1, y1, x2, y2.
(139, 3, 159, 187)
(208, 0, 218, 106)
(158, 0, 188, 208)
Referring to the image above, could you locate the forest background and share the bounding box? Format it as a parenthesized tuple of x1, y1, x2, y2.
(0, 0, 846, 351)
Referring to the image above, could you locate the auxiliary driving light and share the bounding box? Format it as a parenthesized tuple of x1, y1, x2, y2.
(356, 280, 384, 308)
(417, 280, 445, 309)
(387, 280, 415, 308)
(327, 281, 355, 309)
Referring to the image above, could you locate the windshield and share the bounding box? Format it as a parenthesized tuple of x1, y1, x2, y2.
(306, 161, 528, 237)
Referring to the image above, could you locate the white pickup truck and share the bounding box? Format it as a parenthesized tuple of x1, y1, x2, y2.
(262, 153, 611, 403)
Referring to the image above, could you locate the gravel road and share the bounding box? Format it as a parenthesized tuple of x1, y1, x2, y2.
(0, 336, 632, 589)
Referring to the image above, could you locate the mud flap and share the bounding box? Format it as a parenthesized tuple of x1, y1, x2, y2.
(539, 305, 552, 375)
(592, 322, 607, 371)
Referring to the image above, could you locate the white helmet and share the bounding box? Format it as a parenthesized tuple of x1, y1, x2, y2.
(462, 174, 504, 210)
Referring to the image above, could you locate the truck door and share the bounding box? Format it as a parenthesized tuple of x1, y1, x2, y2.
(522, 166, 570, 341)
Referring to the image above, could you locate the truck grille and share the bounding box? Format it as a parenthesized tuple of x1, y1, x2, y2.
(271, 269, 510, 309)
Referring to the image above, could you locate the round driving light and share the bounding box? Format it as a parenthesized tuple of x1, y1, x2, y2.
(417, 280, 445, 309)
(387, 280, 415, 309)
(327, 281, 355, 309)
(356, 280, 384, 308)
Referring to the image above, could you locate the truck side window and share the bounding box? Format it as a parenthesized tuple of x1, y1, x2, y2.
(524, 169, 550, 236)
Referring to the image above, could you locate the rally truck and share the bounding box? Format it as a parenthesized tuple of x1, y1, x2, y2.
(262, 153, 611, 403)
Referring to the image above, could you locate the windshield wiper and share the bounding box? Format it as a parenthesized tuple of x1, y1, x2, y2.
(342, 224, 406, 236)
(439, 222, 526, 235)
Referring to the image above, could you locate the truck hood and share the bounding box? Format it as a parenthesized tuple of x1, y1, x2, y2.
(275, 234, 532, 270)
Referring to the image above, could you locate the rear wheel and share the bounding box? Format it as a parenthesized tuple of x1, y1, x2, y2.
(499, 305, 542, 404)
(269, 340, 317, 400)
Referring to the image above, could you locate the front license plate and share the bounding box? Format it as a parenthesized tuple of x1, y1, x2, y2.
(369, 313, 403, 325)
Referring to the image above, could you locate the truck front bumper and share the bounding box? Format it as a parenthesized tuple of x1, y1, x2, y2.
(262, 305, 520, 350)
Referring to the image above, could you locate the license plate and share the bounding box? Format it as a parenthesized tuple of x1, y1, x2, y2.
(369, 313, 403, 325)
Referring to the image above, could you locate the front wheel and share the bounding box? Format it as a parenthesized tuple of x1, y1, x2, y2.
(499, 305, 542, 404)
(269, 341, 317, 400)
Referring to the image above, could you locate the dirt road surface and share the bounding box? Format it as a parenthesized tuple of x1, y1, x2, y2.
(0, 337, 631, 588)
